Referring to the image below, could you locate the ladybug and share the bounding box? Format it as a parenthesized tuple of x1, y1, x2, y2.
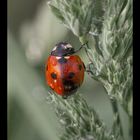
(45, 42, 85, 98)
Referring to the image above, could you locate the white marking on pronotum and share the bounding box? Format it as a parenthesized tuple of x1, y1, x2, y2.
(54, 80, 57, 83)
(64, 45, 67, 49)
(56, 56, 61, 60)
(52, 46, 57, 51)
(66, 44, 72, 48)
(64, 56, 70, 59)
(64, 44, 72, 49)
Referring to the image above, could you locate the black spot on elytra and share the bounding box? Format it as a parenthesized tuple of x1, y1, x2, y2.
(68, 72, 75, 79)
(62, 80, 78, 97)
(79, 64, 82, 70)
(63, 80, 78, 92)
(51, 73, 57, 79)
(58, 57, 67, 63)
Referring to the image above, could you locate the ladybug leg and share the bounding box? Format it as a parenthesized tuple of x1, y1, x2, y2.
(48, 88, 54, 94)
(85, 62, 100, 81)
(85, 62, 95, 75)
(74, 41, 88, 53)
(82, 62, 86, 71)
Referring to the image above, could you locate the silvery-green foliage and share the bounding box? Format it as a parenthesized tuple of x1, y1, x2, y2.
(47, 0, 132, 139)
(47, 93, 123, 140)
(89, 0, 132, 117)
(48, 0, 104, 37)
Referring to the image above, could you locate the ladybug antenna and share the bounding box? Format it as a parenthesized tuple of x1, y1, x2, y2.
(74, 41, 88, 53)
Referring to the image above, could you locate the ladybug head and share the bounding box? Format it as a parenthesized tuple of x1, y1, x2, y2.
(51, 42, 75, 56)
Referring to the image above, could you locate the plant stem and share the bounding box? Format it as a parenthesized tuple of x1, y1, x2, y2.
(84, 43, 95, 64)
(93, 35, 103, 57)
(79, 36, 95, 64)
(110, 98, 124, 140)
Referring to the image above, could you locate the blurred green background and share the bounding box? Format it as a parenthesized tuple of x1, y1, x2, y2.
(8, 0, 129, 140)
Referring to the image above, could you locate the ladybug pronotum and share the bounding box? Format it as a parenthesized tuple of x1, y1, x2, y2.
(45, 42, 85, 98)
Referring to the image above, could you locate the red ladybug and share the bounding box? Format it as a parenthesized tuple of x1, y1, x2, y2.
(45, 42, 85, 98)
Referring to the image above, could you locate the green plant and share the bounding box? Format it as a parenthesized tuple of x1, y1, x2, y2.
(46, 0, 133, 139)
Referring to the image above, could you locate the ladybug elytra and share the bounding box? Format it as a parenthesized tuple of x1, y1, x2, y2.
(45, 42, 85, 98)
